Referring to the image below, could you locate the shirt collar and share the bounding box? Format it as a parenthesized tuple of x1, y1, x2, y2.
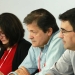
(44, 30, 59, 47)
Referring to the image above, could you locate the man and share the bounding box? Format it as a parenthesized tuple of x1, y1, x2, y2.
(8, 8, 65, 75)
(45, 8, 75, 75)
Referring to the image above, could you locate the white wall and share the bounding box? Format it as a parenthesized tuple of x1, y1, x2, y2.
(0, 0, 75, 42)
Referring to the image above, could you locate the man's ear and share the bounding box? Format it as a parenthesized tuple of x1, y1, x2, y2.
(47, 28, 53, 36)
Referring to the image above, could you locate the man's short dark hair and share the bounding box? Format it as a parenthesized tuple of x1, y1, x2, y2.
(59, 8, 75, 31)
(24, 8, 59, 33)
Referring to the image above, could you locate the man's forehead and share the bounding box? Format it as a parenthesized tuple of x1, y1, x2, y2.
(60, 21, 73, 29)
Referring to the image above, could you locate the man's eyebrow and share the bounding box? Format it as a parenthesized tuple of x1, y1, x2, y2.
(61, 28, 66, 31)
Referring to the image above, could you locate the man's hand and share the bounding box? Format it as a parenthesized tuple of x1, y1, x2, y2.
(15, 66, 30, 75)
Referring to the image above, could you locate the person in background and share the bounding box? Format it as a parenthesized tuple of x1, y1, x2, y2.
(0, 13, 31, 75)
(45, 8, 75, 75)
(8, 8, 65, 75)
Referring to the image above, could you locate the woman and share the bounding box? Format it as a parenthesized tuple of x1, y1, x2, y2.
(0, 13, 31, 75)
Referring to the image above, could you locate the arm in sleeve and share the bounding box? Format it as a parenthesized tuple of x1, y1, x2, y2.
(45, 50, 73, 75)
(19, 46, 37, 74)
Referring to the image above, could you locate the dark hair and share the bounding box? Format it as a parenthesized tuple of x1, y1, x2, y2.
(59, 8, 75, 31)
(23, 8, 59, 33)
(0, 13, 24, 48)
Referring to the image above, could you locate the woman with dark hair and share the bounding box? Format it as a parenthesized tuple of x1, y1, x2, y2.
(0, 13, 31, 75)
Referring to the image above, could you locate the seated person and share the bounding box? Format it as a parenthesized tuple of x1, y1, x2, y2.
(0, 13, 31, 75)
(45, 8, 75, 75)
(8, 8, 65, 75)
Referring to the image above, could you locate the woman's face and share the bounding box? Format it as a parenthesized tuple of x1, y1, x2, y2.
(0, 28, 9, 45)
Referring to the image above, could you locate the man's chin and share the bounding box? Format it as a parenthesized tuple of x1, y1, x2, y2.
(64, 45, 67, 49)
(64, 46, 72, 50)
(32, 44, 39, 47)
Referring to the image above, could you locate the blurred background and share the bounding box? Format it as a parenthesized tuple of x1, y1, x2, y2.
(0, 0, 75, 42)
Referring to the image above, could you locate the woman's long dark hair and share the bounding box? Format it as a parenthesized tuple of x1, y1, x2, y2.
(0, 13, 25, 48)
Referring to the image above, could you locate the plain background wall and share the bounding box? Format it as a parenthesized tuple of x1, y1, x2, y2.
(0, 0, 75, 42)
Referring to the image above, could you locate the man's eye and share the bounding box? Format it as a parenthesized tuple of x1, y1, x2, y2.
(32, 31, 37, 33)
(62, 30, 66, 33)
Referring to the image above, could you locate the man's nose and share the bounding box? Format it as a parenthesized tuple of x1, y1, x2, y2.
(58, 31, 64, 39)
(29, 34, 33, 39)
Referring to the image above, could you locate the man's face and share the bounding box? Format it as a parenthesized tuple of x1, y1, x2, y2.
(59, 21, 75, 50)
(26, 22, 52, 47)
